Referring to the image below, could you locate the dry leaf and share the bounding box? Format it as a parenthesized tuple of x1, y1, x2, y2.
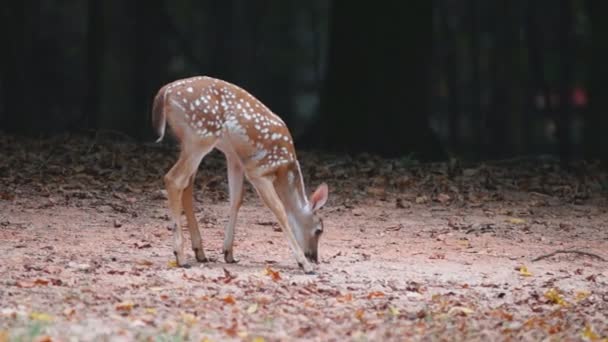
(246, 303, 258, 314)
(181, 313, 198, 326)
(167, 260, 178, 268)
(355, 308, 365, 321)
(222, 295, 236, 305)
(544, 288, 567, 306)
(115, 301, 135, 312)
(30, 312, 54, 322)
(264, 267, 282, 282)
(389, 306, 400, 317)
(581, 325, 601, 341)
(366, 291, 385, 299)
(448, 306, 474, 316)
(252, 337, 265, 342)
(145, 307, 157, 315)
(337, 293, 353, 303)
(575, 290, 591, 302)
(518, 265, 533, 277)
(506, 217, 526, 224)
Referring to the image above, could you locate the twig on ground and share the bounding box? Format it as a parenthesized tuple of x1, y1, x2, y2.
(532, 249, 606, 262)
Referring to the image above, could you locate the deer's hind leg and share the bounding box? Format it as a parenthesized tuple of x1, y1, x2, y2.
(164, 142, 214, 267)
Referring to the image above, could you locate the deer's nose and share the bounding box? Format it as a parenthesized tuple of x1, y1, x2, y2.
(305, 251, 318, 263)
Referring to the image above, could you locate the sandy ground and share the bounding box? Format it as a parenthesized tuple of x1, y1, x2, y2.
(0, 134, 607, 341)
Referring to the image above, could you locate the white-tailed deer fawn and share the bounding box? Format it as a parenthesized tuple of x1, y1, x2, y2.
(152, 76, 328, 274)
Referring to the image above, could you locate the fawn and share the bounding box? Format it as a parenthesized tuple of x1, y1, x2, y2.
(152, 76, 328, 274)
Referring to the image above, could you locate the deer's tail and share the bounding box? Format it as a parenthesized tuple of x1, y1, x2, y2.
(152, 84, 170, 143)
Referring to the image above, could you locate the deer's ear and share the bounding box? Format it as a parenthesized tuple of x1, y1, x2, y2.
(310, 183, 328, 211)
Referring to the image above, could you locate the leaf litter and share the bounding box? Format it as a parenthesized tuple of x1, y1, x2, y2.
(0, 134, 607, 341)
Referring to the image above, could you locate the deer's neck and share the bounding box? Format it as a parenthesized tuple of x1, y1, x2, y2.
(274, 161, 310, 241)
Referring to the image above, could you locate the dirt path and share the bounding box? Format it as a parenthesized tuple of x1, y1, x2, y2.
(1, 135, 607, 341)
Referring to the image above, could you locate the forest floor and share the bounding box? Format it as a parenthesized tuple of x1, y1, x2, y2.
(0, 133, 607, 342)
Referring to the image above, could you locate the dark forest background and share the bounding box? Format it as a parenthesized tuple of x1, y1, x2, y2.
(2, 0, 608, 165)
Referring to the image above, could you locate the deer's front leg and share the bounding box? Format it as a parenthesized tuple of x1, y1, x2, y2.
(182, 174, 207, 262)
(165, 170, 188, 268)
(223, 156, 244, 263)
(250, 176, 315, 274)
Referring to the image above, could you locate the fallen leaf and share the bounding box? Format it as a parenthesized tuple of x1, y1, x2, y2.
(575, 290, 591, 302)
(581, 325, 601, 341)
(389, 306, 400, 317)
(252, 337, 265, 342)
(33, 336, 52, 342)
(167, 260, 178, 268)
(181, 313, 197, 326)
(366, 291, 385, 299)
(63, 307, 76, 318)
(544, 288, 567, 306)
(0, 330, 8, 342)
(448, 306, 474, 316)
(264, 267, 281, 282)
(30, 312, 54, 322)
(337, 293, 353, 303)
(247, 303, 258, 314)
(222, 295, 236, 305)
(436, 193, 451, 204)
(415, 195, 429, 204)
(518, 265, 533, 277)
(115, 301, 135, 312)
(33, 279, 50, 286)
(355, 308, 365, 321)
(506, 217, 526, 224)
(145, 307, 157, 315)
(218, 268, 237, 284)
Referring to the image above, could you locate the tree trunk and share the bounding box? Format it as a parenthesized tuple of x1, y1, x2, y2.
(306, 0, 444, 160)
(439, 0, 462, 153)
(584, 0, 608, 165)
(83, 0, 104, 131)
(469, 0, 483, 158)
(557, 0, 574, 167)
(1, 1, 40, 134)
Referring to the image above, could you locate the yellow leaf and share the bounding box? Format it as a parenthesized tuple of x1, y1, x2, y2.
(167, 260, 178, 268)
(447, 306, 474, 316)
(247, 303, 258, 314)
(544, 288, 568, 306)
(519, 266, 533, 277)
(252, 337, 265, 342)
(200, 338, 213, 342)
(582, 325, 600, 340)
(145, 307, 157, 315)
(264, 267, 281, 282)
(181, 313, 197, 326)
(507, 217, 526, 224)
(115, 301, 135, 312)
(355, 308, 365, 321)
(389, 306, 400, 316)
(575, 290, 591, 302)
(237, 331, 248, 339)
(29, 312, 54, 322)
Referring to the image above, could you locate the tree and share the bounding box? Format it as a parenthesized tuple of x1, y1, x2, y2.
(304, 0, 445, 161)
(585, 0, 608, 165)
